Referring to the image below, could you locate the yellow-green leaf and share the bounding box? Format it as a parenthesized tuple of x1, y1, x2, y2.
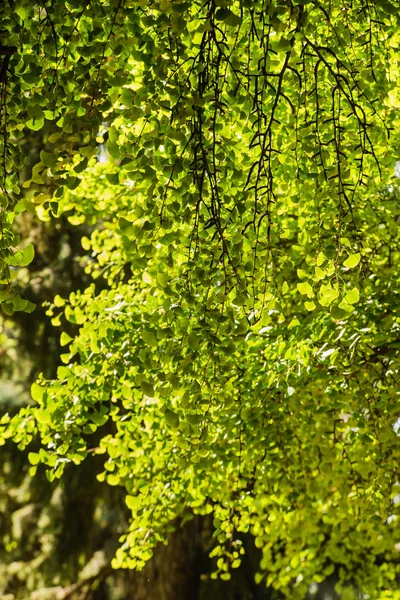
(297, 281, 314, 298)
(345, 287, 360, 304)
(343, 253, 361, 269)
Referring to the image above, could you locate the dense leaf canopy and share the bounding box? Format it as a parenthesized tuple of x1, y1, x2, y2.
(1, 0, 400, 597)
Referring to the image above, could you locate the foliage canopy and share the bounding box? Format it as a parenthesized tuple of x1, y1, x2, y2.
(1, 0, 400, 597)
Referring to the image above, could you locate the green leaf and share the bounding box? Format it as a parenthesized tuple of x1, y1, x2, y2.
(31, 383, 44, 402)
(188, 333, 200, 350)
(343, 253, 361, 269)
(126, 495, 141, 510)
(7, 244, 34, 267)
(53, 295, 65, 307)
(318, 284, 339, 307)
(142, 330, 157, 347)
(12, 298, 29, 311)
(106, 173, 120, 185)
(121, 88, 134, 107)
(0, 290, 12, 303)
(1, 302, 14, 315)
(60, 332, 73, 346)
(24, 300, 36, 313)
(141, 380, 155, 397)
(26, 117, 44, 131)
(106, 140, 120, 159)
(36, 409, 51, 424)
(304, 300, 316, 311)
(215, 8, 241, 26)
(157, 272, 169, 287)
(19, 244, 35, 267)
(40, 150, 57, 169)
(28, 452, 40, 465)
(107, 473, 121, 486)
(297, 281, 314, 298)
(91, 412, 108, 426)
(74, 157, 89, 174)
(165, 409, 179, 428)
(345, 287, 360, 305)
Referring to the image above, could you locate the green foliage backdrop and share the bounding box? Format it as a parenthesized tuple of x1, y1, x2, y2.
(1, 0, 400, 597)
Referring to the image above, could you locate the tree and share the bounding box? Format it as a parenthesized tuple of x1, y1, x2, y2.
(1, 0, 400, 597)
